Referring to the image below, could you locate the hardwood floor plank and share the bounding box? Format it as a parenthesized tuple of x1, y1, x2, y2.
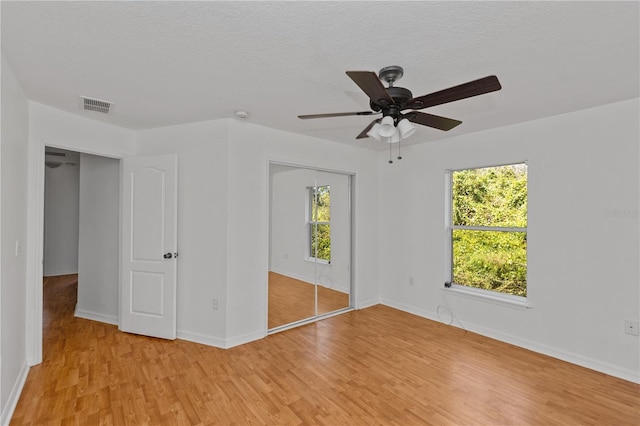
(10, 274, 640, 425)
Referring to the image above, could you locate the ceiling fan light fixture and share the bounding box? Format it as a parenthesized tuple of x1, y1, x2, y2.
(378, 116, 396, 138)
(366, 123, 382, 141)
(297, 67, 502, 162)
(398, 118, 416, 139)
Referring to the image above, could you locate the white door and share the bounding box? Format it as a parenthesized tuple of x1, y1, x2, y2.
(120, 155, 178, 339)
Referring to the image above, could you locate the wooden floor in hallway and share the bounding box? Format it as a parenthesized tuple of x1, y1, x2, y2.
(10, 274, 640, 425)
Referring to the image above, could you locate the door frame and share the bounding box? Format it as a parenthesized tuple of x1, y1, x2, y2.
(25, 137, 126, 365)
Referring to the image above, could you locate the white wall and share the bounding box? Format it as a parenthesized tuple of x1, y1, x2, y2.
(136, 119, 230, 346)
(270, 167, 351, 293)
(1, 54, 30, 424)
(378, 98, 640, 382)
(136, 118, 380, 347)
(43, 162, 79, 276)
(75, 153, 120, 324)
(226, 119, 380, 344)
(29, 102, 136, 157)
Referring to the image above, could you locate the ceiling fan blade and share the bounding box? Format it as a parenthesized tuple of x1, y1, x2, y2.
(298, 111, 376, 119)
(406, 111, 462, 131)
(356, 118, 381, 139)
(404, 75, 502, 110)
(346, 71, 394, 106)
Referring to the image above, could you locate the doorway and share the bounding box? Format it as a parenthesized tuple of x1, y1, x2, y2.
(43, 147, 121, 332)
(268, 163, 353, 332)
(42, 147, 81, 348)
(43, 147, 80, 279)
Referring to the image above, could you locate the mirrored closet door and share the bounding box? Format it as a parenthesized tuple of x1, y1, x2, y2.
(268, 163, 352, 331)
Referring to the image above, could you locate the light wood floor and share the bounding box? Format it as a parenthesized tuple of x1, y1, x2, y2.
(268, 272, 350, 329)
(11, 274, 640, 425)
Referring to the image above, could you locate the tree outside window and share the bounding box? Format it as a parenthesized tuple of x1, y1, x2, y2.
(450, 164, 527, 297)
(310, 185, 331, 262)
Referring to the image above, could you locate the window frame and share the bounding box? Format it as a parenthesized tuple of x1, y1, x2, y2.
(308, 185, 331, 264)
(444, 161, 530, 306)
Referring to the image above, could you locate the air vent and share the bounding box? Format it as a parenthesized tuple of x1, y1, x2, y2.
(79, 96, 113, 114)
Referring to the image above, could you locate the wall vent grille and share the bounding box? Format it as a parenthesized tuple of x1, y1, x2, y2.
(79, 96, 113, 114)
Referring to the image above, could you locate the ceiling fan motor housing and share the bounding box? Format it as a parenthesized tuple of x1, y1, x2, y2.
(370, 86, 414, 122)
(388, 87, 413, 107)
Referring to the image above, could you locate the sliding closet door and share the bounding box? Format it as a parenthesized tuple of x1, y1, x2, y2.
(268, 164, 352, 331)
(314, 171, 351, 316)
(268, 165, 316, 329)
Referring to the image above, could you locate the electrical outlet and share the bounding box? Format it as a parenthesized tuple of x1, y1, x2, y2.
(213, 299, 219, 311)
(624, 319, 639, 336)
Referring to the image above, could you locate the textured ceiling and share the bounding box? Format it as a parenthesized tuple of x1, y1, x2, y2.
(2, 1, 638, 150)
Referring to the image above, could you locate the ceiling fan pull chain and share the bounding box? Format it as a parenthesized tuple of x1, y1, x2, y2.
(388, 142, 393, 164)
(397, 139, 402, 160)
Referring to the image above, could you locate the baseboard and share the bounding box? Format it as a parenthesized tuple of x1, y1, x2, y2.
(225, 330, 266, 349)
(270, 267, 314, 285)
(380, 298, 640, 384)
(177, 329, 265, 349)
(269, 268, 350, 294)
(355, 297, 380, 310)
(43, 269, 78, 277)
(1, 361, 29, 426)
(380, 298, 440, 322)
(74, 305, 118, 326)
(177, 329, 226, 348)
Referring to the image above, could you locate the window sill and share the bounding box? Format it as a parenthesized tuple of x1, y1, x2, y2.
(442, 284, 532, 310)
(305, 257, 331, 265)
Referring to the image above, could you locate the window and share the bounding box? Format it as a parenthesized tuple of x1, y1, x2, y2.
(309, 185, 331, 262)
(448, 163, 527, 297)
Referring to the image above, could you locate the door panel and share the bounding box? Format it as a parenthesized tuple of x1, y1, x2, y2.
(120, 155, 177, 339)
(315, 171, 351, 316)
(132, 168, 165, 260)
(268, 166, 317, 329)
(131, 271, 165, 316)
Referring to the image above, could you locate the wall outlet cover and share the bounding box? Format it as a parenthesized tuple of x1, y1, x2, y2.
(624, 319, 639, 336)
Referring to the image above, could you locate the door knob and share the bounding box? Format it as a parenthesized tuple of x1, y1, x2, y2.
(163, 252, 173, 259)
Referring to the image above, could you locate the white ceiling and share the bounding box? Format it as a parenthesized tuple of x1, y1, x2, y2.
(2, 1, 638, 150)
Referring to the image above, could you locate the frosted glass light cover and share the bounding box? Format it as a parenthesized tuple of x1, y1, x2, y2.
(398, 118, 416, 138)
(367, 123, 382, 141)
(378, 116, 396, 137)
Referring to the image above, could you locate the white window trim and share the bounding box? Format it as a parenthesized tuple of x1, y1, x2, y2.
(452, 225, 527, 233)
(442, 284, 532, 310)
(445, 164, 530, 306)
(304, 257, 331, 265)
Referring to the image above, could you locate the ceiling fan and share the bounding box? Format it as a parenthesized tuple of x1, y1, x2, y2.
(298, 65, 502, 143)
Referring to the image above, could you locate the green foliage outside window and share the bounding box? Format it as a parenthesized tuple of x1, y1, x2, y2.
(311, 186, 331, 261)
(452, 164, 527, 296)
